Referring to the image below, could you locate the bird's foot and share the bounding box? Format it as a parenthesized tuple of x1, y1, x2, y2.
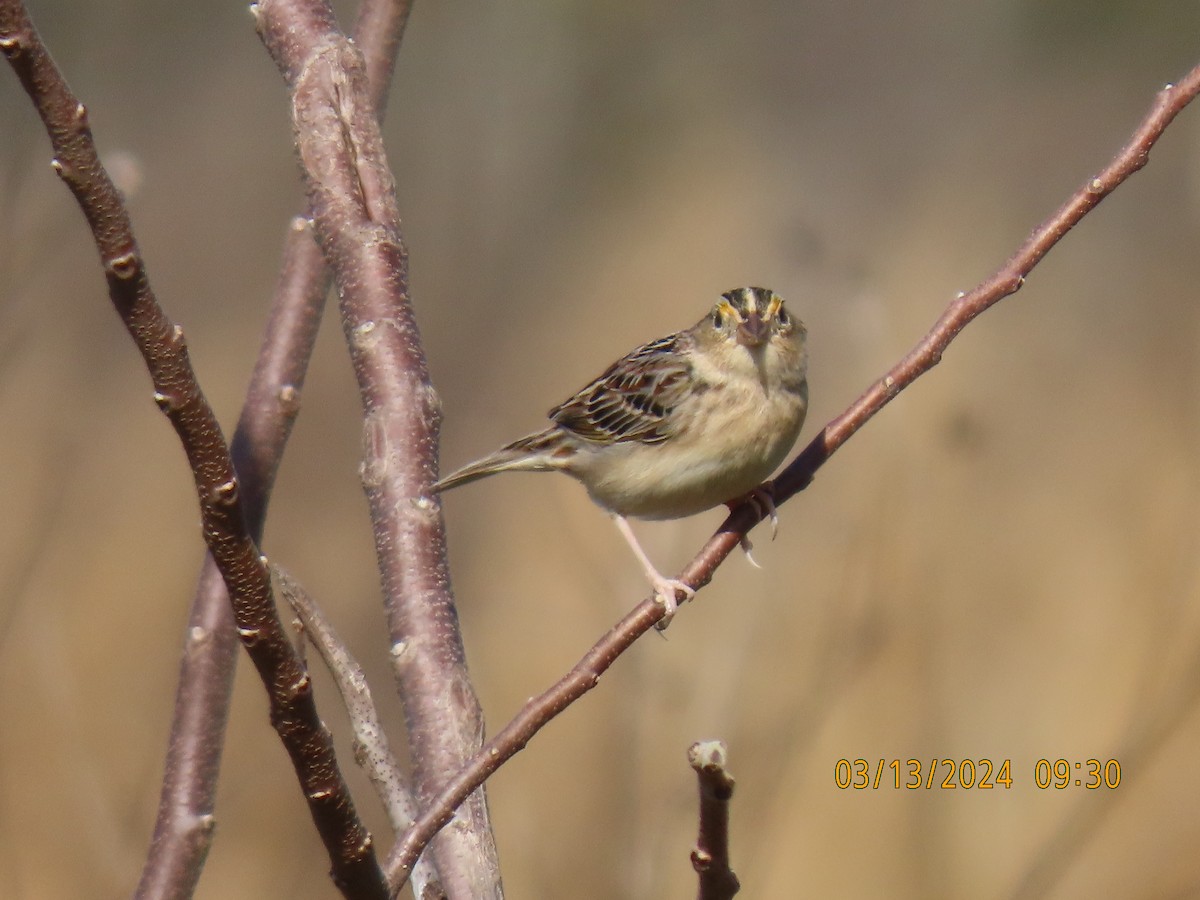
(726, 483, 779, 567)
(651, 575, 696, 630)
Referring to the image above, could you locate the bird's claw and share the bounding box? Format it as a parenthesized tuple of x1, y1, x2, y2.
(746, 484, 779, 540)
(738, 533, 762, 568)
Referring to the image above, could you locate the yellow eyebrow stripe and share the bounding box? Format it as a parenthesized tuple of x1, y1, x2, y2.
(716, 300, 739, 319)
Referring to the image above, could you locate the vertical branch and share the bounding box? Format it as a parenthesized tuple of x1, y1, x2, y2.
(688, 742, 740, 900)
(352, 0, 413, 117)
(135, 1, 414, 895)
(254, 1, 501, 896)
(0, 4, 386, 897)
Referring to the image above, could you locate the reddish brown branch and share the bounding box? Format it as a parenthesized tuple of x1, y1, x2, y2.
(688, 741, 740, 900)
(384, 63, 1200, 886)
(0, 4, 386, 897)
(382, 601, 662, 884)
(253, 0, 500, 896)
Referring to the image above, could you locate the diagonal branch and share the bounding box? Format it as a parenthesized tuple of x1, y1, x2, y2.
(253, 0, 501, 896)
(134, 2, 414, 897)
(384, 62, 1200, 887)
(277, 567, 444, 898)
(134, 218, 327, 900)
(0, 3, 387, 897)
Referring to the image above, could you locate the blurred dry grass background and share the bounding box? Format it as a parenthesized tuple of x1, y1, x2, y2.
(4, 1, 1200, 898)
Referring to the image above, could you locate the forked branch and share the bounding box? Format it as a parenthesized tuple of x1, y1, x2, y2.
(253, 0, 501, 895)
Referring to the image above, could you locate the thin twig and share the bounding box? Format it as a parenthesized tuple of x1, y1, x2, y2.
(134, 0, 415, 893)
(0, 4, 387, 898)
(253, 1, 501, 896)
(384, 63, 1200, 886)
(277, 567, 445, 899)
(688, 741, 740, 900)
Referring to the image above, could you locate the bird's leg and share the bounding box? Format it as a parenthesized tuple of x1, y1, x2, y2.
(611, 514, 695, 624)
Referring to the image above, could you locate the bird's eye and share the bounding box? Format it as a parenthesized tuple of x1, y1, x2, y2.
(711, 310, 723, 328)
(776, 307, 790, 327)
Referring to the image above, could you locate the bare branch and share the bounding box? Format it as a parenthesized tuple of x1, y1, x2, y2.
(277, 567, 445, 899)
(384, 62, 1200, 886)
(0, 4, 386, 897)
(253, 1, 500, 895)
(383, 599, 659, 886)
(688, 741, 740, 900)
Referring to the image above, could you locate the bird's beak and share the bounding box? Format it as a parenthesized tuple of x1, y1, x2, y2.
(736, 312, 769, 348)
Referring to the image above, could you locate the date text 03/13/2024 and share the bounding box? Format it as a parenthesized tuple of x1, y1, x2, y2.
(833, 758, 1122, 791)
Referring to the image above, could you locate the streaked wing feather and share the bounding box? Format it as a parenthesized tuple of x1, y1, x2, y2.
(549, 333, 694, 445)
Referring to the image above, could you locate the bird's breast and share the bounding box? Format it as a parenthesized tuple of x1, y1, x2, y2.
(573, 377, 807, 519)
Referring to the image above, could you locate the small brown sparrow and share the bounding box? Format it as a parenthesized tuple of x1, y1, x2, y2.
(433, 287, 808, 618)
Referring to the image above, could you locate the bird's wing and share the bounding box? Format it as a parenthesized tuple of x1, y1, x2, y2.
(548, 332, 694, 445)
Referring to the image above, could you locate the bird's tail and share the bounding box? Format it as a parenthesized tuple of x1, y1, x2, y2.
(432, 428, 567, 492)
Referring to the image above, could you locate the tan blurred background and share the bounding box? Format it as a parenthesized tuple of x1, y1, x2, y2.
(4, 1, 1200, 897)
